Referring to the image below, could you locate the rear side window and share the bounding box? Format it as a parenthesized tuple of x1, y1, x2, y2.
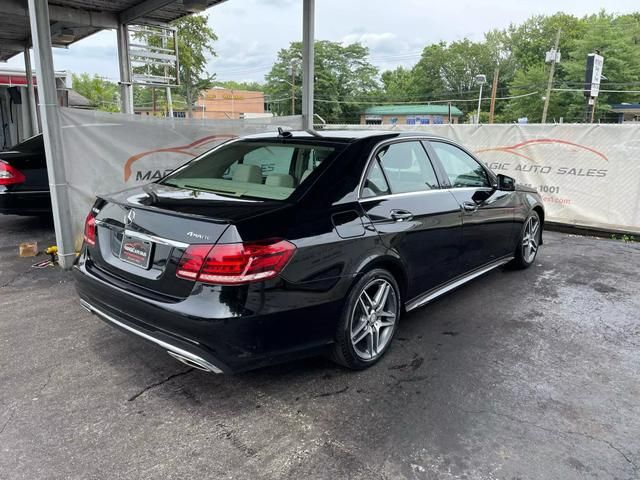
(430, 141, 490, 188)
(161, 141, 340, 200)
(378, 141, 439, 193)
(362, 160, 390, 198)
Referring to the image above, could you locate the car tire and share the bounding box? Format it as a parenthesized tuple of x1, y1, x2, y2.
(511, 210, 542, 269)
(331, 268, 401, 370)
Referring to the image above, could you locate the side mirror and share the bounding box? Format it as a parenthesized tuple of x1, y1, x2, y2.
(497, 174, 516, 191)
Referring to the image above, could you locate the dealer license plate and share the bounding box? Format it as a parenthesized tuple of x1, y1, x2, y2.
(119, 234, 152, 269)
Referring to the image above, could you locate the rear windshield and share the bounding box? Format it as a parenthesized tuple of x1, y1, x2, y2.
(161, 141, 341, 200)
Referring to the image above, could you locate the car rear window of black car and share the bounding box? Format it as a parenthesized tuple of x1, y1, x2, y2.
(161, 141, 341, 200)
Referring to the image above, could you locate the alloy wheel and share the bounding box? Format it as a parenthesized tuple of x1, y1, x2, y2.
(522, 215, 540, 264)
(350, 278, 398, 360)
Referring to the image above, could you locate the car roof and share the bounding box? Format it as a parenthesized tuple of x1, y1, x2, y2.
(242, 129, 450, 143)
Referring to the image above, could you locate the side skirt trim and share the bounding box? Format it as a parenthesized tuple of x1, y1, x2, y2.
(406, 256, 513, 312)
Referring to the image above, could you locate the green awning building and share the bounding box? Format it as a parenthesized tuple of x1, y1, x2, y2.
(361, 104, 464, 125)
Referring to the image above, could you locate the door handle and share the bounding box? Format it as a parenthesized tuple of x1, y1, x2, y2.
(462, 201, 478, 212)
(390, 209, 413, 222)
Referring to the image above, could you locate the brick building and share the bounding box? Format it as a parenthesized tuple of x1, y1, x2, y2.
(196, 87, 266, 120)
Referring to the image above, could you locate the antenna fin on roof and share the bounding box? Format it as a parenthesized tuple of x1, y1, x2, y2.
(277, 127, 293, 138)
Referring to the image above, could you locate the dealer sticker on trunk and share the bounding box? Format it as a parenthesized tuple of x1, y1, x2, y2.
(119, 235, 152, 269)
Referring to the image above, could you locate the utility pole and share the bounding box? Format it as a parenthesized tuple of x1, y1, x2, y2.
(489, 67, 499, 124)
(475, 74, 487, 124)
(542, 29, 561, 124)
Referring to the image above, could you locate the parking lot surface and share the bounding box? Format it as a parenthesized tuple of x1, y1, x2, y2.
(1, 214, 639, 480)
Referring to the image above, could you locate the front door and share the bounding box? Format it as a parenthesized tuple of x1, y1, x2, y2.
(427, 140, 517, 272)
(359, 140, 462, 300)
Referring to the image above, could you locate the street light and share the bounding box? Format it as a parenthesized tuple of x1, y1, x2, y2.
(475, 74, 487, 124)
(287, 61, 300, 115)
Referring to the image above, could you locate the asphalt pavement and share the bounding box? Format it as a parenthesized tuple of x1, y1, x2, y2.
(1, 214, 639, 480)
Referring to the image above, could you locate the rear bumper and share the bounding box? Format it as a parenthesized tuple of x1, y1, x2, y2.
(79, 298, 224, 373)
(73, 255, 346, 373)
(0, 189, 51, 215)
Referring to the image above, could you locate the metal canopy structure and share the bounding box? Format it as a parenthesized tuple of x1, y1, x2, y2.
(0, 0, 228, 62)
(0, 0, 316, 269)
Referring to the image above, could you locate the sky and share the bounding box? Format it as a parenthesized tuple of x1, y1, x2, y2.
(6, 0, 640, 83)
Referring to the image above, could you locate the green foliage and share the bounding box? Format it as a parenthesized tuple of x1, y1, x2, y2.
(71, 73, 119, 112)
(171, 15, 218, 117)
(265, 40, 380, 123)
(213, 80, 264, 92)
(377, 10, 640, 123)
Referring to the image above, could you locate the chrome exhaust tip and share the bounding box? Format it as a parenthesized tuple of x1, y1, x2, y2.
(166, 351, 216, 372)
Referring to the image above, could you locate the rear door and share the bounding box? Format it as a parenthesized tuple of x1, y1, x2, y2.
(359, 140, 462, 300)
(427, 140, 516, 271)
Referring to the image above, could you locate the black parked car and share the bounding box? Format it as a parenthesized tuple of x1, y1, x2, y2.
(74, 130, 544, 373)
(0, 134, 52, 216)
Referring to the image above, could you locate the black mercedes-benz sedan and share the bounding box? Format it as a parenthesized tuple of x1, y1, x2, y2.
(74, 130, 544, 373)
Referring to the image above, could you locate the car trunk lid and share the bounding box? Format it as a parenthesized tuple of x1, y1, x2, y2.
(88, 184, 289, 299)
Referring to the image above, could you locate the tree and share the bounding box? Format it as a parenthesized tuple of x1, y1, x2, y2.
(171, 15, 218, 118)
(213, 80, 264, 92)
(562, 12, 640, 121)
(265, 40, 380, 123)
(71, 73, 119, 112)
(381, 66, 421, 102)
(408, 39, 500, 117)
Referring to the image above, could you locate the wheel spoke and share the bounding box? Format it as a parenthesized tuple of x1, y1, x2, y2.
(373, 282, 390, 311)
(361, 291, 374, 312)
(352, 315, 367, 338)
(531, 220, 540, 238)
(378, 318, 395, 328)
(352, 324, 370, 345)
(378, 310, 395, 318)
(368, 327, 380, 358)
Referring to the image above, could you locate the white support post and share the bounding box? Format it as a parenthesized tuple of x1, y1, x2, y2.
(166, 87, 173, 118)
(27, 0, 75, 269)
(24, 46, 39, 135)
(301, 0, 315, 130)
(19, 87, 31, 140)
(117, 23, 134, 114)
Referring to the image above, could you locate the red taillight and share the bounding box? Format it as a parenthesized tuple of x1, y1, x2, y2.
(0, 162, 26, 186)
(176, 240, 296, 285)
(84, 211, 96, 246)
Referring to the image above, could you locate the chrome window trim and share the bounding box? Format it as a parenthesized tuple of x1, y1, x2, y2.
(357, 135, 442, 202)
(359, 188, 446, 203)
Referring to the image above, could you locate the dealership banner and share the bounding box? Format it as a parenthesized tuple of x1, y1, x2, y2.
(58, 108, 302, 248)
(329, 124, 640, 234)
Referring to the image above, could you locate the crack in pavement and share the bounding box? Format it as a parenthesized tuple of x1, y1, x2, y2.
(311, 386, 349, 398)
(457, 406, 638, 475)
(128, 368, 194, 402)
(0, 408, 16, 436)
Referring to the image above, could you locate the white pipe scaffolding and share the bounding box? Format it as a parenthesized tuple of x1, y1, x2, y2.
(23, 46, 39, 136)
(27, 0, 75, 269)
(302, 0, 315, 130)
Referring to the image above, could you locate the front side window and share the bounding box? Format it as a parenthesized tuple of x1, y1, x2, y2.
(377, 141, 439, 193)
(430, 141, 490, 188)
(161, 141, 340, 200)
